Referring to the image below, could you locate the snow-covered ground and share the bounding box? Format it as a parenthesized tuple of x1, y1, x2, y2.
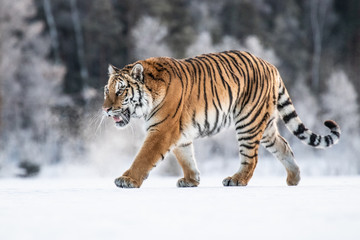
(1, 176, 360, 240)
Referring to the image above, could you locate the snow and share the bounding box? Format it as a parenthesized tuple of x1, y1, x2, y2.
(1, 176, 360, 240)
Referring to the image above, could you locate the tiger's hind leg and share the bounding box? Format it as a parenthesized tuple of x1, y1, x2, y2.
(222, 142, 260, 186)
(222, 144, 258, 186)
(261, 118, 301, 186)
(223, 117, 266, 187)
(173, 143, 200, 187)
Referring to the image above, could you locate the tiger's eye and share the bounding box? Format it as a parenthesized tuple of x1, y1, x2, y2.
(116, 89, 124, 96)
(115, 81, 127, 96)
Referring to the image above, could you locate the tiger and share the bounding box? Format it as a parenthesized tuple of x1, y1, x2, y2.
(102, 50, 341, 188)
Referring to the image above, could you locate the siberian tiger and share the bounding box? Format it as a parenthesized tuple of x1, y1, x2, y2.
(102, 50, 340, 188)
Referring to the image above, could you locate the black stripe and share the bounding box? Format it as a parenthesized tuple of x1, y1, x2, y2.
(277, 99, 292, 109)
(278, 85, 285, 97)
(240, 152, 258, 159)
(326, 135, 334, 145)
(240, 52, 260, 102)
(172, 95, 183, 118)
(331, 130, 340, 138)
(195, 58, 210, 132)
(206, 55, 228, 111)
(238, 129, 263, 142)
(203, 58, 216, 97)
(213, 85, 223, 111)
(208, 99, 220, 135)
(235, 90, 269, 128)
(222, 51, 245, 79)
(189, 59, 203, 100)
(236, 101, 269, 133)
(309, 133, 319, 146)
(265, 117, 276, 129)
(210, 53, 233, 82)
(234, 52, 269, 121)
(147, 72, 166, 83)
(239, 144, 256, 150)
(147, 101, 165, 120)
(283, 111, 298, 124)
(191, 110, 197, 127)
(154, 62, 172, 80)
(265, 139, 276, 149)
(191, 110, 203, 136)
(217, 53, 242, 107)
(171, 61, 185, 118)
(228, 51, 252, 110)
(236, 112, 269, 138)
(179, 142, 192, 148)
(191, 58, 205, 93)
(293, 123, 307, 137)
(183, 59, 197, 94)
(246, 52, 264, 101)
(146, 115, 169, 131)
(324, 136, 331, 147)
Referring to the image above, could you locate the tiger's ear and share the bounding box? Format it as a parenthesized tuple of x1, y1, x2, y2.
(131, 63, 144, 83)
(108, 64, 119, 76)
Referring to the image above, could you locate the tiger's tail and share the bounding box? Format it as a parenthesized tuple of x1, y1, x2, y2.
(276, 80, 341, 148)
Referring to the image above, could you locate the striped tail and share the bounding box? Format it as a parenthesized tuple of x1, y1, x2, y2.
(277, 82, 341, 148)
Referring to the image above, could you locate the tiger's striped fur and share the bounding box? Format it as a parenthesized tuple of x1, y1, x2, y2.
(103, 50, 340, 188)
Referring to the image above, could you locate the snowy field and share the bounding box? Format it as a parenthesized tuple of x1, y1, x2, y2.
(1, 176, 360, 240)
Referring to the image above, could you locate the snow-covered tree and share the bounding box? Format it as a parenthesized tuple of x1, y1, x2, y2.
(240, 36, 279, 65)
(185, 32, 217, 57)
(321, 70, 360, 174)
(0, 0, 69, 176)
(132, 16, 173, 59)
(322, 70, 359, 133)
(186, 32, 279, 65)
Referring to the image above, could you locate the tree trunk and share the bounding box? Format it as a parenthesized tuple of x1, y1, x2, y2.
(43, 0, 60, 64)
(70, 0, 88, 85)
(310, 0, 331, 92)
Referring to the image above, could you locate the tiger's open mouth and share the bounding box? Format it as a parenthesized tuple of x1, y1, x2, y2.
(113, 108, 130, 127)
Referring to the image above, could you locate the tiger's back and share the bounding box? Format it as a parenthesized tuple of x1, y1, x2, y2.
(143, 51, 278, 139)
(103, 50, 340, 188)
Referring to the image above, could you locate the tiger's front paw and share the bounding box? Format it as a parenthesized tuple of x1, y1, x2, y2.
(114, 176, 140, 188)
(177, 178, 199, 188)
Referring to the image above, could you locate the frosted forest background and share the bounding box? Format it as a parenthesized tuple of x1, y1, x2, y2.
(0, 0, 360, 178)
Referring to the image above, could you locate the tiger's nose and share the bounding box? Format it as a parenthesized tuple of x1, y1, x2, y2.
(102, 107, 112, 115)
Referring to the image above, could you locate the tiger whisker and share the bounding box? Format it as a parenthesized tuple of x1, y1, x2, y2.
(84, 110, 107, 140)
(95, 114, 106, 135)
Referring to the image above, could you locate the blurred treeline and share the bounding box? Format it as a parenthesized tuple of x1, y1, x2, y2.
(0, 0, 359, 177)
(37, 0, 360, 95)
(36, 0, 360, 94)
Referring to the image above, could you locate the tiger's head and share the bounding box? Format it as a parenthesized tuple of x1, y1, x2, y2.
(102, 63, 152, 128)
